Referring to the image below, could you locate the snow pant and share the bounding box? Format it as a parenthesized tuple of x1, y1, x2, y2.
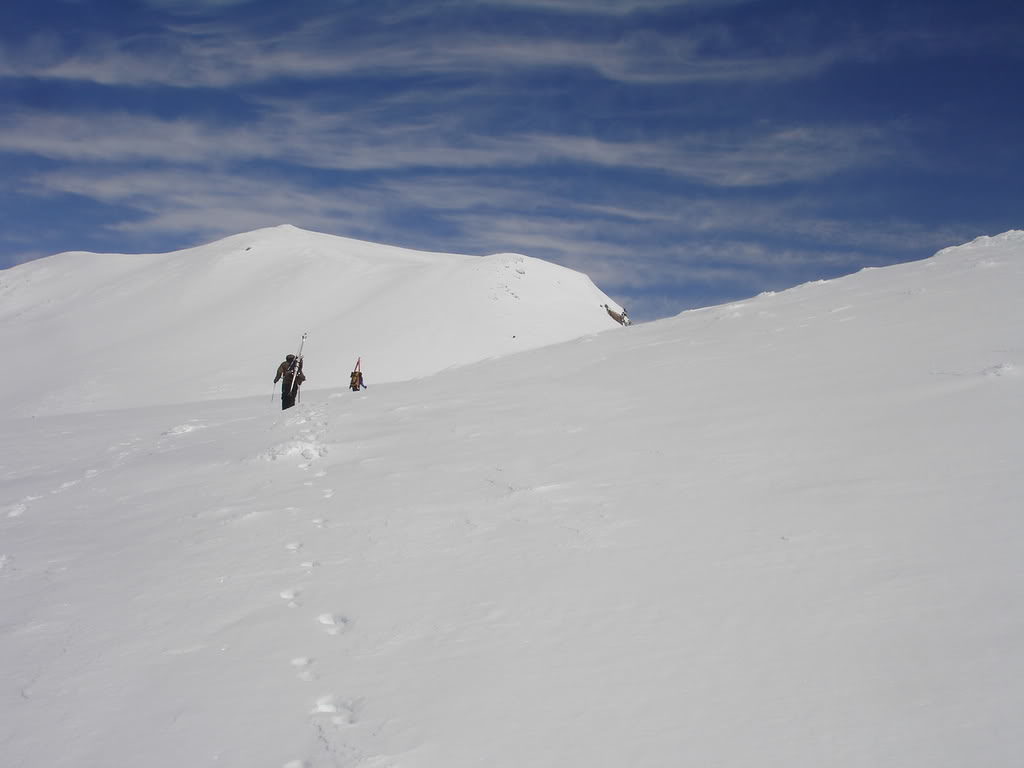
(281, 379, 299, 410)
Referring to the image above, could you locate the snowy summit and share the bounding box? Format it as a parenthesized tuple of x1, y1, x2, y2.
(1, 230, 1024, 768)
(0, 225, 625, 416)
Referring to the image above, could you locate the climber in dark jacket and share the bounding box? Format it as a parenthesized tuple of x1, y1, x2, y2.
(274, 353, 306, 410)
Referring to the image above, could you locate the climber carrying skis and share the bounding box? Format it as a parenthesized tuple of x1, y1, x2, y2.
(349, 357, 367, 391)
(603, 303, 631, 326)
(274, 334, 307, 410)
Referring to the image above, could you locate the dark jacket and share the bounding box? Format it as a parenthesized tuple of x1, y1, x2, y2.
(275, 360, 306, 388)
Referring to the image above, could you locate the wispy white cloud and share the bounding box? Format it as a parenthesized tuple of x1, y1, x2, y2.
(455, 213, 860, 285)
(510, 124, 902, 186)
(564, 195, 971, 254)
(0, 105, 902, 188)
(353, 176, 879, 283)
(26, 150, 953, 260)
(0, 111, 260, 163)
(140, 0, 257, 9)
(28, 167, 375, 240)
(5, 3, 1014, 92)
(368, 172, 970, 287)
(465, 0, 750, 12)
(0, 14, 851, 88)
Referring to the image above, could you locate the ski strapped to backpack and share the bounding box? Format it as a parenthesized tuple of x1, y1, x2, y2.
(289, 332, 307, 397)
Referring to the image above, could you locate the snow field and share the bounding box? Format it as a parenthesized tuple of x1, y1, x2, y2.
(1, 230, 1023, 767)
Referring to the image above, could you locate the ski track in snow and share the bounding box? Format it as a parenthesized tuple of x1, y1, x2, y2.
(162, 421, 208, 436)
(265, 402, 383, 768)
(258, 403, 332, 464)
(2, 395, 387, 768)
(5, 501, 28, 518)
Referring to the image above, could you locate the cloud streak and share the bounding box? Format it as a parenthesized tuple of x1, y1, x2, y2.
(0, 106, 903, 188)
(25, 161, 958, 293)
(3, 3, 1016, 92)
(0, 12, 856, 88)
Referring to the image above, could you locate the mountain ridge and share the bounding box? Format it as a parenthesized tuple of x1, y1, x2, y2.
(0, 225, 626, 416)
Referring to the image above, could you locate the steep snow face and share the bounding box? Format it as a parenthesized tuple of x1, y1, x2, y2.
(0, 231, 1023, 768)
(0, 225, 624, 415)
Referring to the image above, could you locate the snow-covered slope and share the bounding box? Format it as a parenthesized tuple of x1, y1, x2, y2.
(2, 231, 1023, 768)
(0, 225, 624, 416)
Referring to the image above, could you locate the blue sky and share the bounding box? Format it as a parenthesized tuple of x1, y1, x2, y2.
(1, 0, 1021, 320)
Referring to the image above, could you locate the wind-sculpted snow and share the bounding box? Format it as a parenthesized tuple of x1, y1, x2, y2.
(0, 225, 624, 416)
(1, 231, 1023, 767)
(255, 404, 332, 463)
